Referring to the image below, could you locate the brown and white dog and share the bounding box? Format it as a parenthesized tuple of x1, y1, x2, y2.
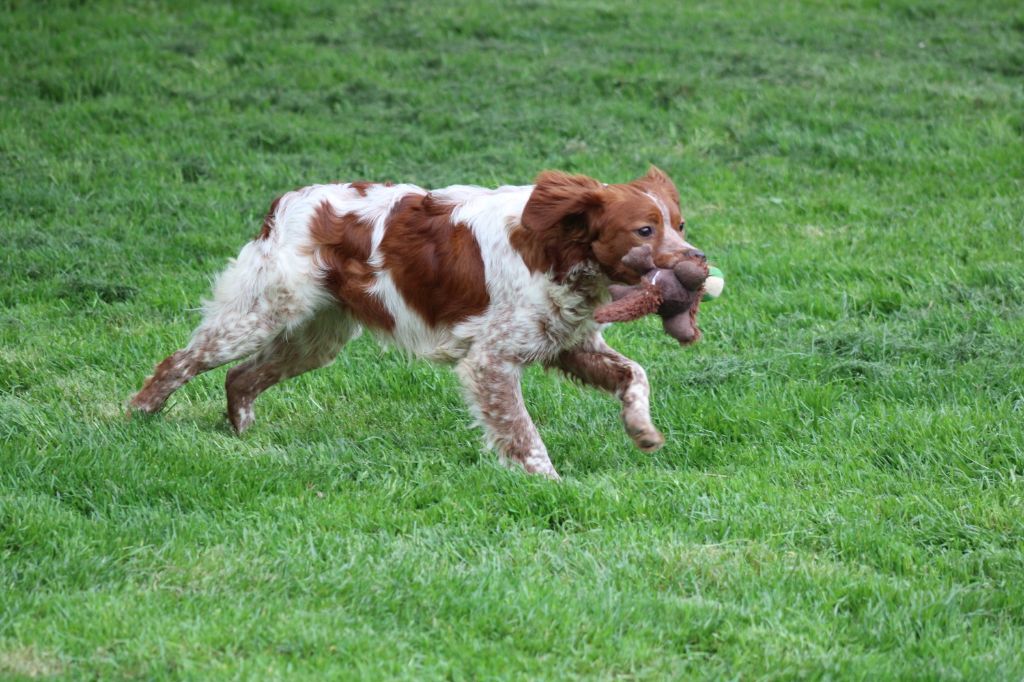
(129, 167, 705, 479)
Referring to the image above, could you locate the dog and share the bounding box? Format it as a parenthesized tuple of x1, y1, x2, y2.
(129, 167, 706, 479)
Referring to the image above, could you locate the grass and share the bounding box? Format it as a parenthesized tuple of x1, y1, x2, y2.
(2, 0, 1024, 678)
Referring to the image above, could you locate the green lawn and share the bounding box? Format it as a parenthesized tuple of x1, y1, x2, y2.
(3, 0, 1024, 678)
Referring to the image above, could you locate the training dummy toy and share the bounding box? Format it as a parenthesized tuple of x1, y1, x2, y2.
(594, 245, 721, 345)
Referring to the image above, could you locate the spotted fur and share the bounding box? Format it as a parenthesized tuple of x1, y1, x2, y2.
(129, 167, 703, 478)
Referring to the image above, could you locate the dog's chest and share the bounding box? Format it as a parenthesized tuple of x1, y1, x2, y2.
(466, 266, 607, 362)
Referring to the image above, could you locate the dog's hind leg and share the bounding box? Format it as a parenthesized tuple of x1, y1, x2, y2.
(129, 240, 326, 416)
(224, 306, 360, 433)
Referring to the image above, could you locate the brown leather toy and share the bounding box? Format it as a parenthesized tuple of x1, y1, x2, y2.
(594, 245, 708, 345)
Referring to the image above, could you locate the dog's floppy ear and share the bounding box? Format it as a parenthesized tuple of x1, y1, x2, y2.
(521, 171, 603, 239)
(638, 165, 680, 206)
(643, 165, 671, 185)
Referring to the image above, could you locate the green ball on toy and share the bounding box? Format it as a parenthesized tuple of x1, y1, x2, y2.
(702, 265, 725, 301)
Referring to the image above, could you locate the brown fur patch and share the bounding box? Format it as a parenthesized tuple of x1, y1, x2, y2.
(637, 166, 681, 213)
(348, 181, 374, 197)
(340, 180, 395, 197)
(379, 193, 490, 326)
(309, 201, 396, 331)
(550, 348, 634, 395)
(256, 194, 283, 240)
(587, 184, 667, 280)
(512, 171, 602, 281)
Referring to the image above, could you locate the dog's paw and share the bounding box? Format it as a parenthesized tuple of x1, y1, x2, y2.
(227, 404, 255, 434)
(126, 393, 163, 416)
(635, 430, 665, 453)
(625, 421, 665, 452)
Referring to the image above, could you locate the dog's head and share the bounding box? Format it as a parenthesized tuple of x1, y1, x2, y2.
(518, 166, 705, 283)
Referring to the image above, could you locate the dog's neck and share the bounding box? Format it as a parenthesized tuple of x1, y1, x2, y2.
(536, 260, 610, 348)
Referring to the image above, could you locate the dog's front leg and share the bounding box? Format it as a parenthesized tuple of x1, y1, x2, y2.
(456, 353, 559, 480)
(550, 335, 664, 452)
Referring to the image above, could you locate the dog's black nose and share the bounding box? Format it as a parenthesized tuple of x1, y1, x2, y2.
(683, 248, 706, 262)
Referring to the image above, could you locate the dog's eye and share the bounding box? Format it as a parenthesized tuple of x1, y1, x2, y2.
(636, 226, 654, 238)
(678, 220, 686, 235)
